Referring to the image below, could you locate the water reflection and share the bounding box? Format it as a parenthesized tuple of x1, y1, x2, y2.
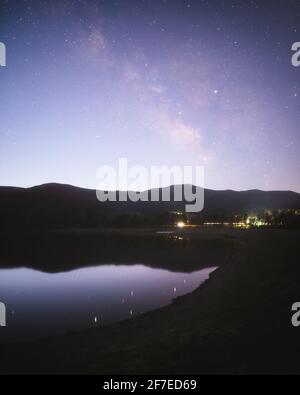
(0, 264, 217, 343)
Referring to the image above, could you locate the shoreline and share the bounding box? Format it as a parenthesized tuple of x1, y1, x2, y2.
(1, 228, 300, 374)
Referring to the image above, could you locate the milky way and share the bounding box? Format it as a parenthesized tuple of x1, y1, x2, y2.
(0, 0, 299, 191)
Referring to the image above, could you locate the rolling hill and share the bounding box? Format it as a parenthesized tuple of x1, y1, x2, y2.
(0, 183, 300, 230)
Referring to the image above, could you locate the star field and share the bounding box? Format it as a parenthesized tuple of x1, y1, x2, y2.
(0, 0, 299, 191)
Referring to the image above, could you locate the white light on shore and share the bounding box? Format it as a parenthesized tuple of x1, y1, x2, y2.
(177, 221, 185, 228)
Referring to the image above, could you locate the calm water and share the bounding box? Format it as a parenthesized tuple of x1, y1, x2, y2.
(0, 264, 217, 343)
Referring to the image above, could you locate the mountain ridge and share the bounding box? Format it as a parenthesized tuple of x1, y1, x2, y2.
(0, 183, 300, 230)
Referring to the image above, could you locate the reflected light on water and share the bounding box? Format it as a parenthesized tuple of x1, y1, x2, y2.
(0, 264, 217, 343)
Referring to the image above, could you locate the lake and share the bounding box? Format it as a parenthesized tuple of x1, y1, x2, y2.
(0, 264, 217, 343)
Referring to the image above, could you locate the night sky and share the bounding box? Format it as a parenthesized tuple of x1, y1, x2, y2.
(0, 0, 299, 191)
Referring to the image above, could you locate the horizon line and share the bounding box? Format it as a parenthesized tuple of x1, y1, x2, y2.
(0, 182, 299, 195)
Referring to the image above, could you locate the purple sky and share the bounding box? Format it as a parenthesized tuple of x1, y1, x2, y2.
(0, 0, 299, 192)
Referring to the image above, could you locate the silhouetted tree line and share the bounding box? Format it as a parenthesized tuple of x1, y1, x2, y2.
(1, 203, 300, 231)
(0, 207, 188, 230)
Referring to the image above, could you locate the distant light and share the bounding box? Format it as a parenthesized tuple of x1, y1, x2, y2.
(177, 221, 185, 228)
